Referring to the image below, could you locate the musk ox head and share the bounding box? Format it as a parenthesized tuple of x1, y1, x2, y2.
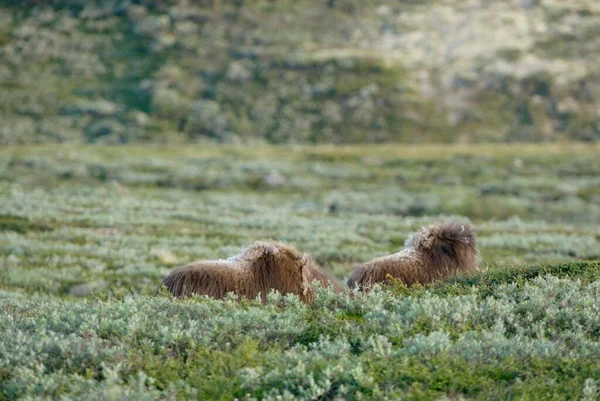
(236, 241, 314, 301)
(405, 221, 478, 272)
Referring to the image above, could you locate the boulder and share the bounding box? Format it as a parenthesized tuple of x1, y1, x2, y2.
(135, 15, 170, 36)
(69, 280, 109, 297)
(264, 171, 286, 187)
(63, 100, 121, 117)
(185, 100, 230, 140)
(227, 61, 252, 82)
(84, 119, 124, 142)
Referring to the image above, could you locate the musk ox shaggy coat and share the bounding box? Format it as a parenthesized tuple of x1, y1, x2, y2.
(347, 222, 478, 290)
(160, 241, 342, 302)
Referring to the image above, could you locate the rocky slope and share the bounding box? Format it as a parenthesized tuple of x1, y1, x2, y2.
(1, 0, 599, 144)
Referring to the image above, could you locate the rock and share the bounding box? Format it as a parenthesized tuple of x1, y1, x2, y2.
(376, 5, 391, 16)
(151, 33, 177, 53)
(129, 111, 150, 126)
(84, 119, 124, 142)
(63, 100, 121, 117)
(479, 184, 501, 195)
(80, 6, 114, 20)
(16, 104, 44, 118)
(151, 248, 179, 265)
(13, 24, 37, 39)
(151, 87, 191, 119)
(69, 280, 109, 297)
(155, 64, 185, 84)
(153, 65, 207, 97)
(139, 79, 156, 93)
(0, 118, 37, 145)
(185, 100, 230, 140)
(126, 5, 148, 22)
(135, 15, 170, 36)
(359, 83, 379, 98)
(322, 102, 343, 124)
(521, 0, 540, 9)
(34, 9, 56, 24)
(169, 7, 210, 23)
(175, 21, 199, 36)
(264, 170, 286, 187)
(513, 158, 524, 169)
(87, 164, 110, 181)
(328, 201, 340, 214)
(227, 61, 252, 82)
(55, 14, 79, 33)
(0, 11, 12, 27)
(39, 116, 82, 142)
(557, 97, 579, 114)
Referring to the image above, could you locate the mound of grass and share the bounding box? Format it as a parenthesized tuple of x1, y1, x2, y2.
(423, 260, 600, 298)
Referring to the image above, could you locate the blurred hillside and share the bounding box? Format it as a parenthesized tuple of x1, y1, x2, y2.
(1, 0, 599, 144)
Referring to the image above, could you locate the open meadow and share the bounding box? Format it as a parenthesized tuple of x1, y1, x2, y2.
(1, 143, 600, 400)
(2, 0, 600, 399)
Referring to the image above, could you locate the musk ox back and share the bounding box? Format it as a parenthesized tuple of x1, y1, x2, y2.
(160, 241, 342, 302)
(306, 265, 345, 294)
(347, 221, 478, 290)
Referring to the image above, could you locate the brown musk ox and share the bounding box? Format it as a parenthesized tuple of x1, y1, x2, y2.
(159, 241, 343, 303)
(347, 221, 478, 291)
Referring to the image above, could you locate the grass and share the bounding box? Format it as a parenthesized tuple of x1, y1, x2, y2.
(0, 143, 599, 399)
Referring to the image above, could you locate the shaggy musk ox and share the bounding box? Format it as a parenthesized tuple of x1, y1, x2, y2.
(347, 222, 478, 290)
(159, 241, 343, 302)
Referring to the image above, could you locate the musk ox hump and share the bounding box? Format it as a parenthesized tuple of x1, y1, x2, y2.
(159, 241, 316, 302)
(406, 222, 476, 258)
(160, 260, 245, 298)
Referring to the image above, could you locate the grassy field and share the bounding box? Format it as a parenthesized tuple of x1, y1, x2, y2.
(1, 143, 600, 399)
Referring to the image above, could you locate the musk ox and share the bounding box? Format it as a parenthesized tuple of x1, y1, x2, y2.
(347, 221, 478, 290)
(159, 241, 343, 302)
(306, 265, 345, 294)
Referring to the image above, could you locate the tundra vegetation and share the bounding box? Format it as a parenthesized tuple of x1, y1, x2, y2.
(1, 0, 600, 145)
(1, 144, 600, 400)
(2, 1, 600, 399)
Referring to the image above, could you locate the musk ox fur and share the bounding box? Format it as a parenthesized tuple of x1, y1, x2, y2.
(347, 221, 478, 290)
(159, 241, 342, 302)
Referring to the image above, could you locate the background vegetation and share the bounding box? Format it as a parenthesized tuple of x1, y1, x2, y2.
(1, 144, 599, 399)
(2, 0, 600, 399)
(2, 0, 600, 144)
